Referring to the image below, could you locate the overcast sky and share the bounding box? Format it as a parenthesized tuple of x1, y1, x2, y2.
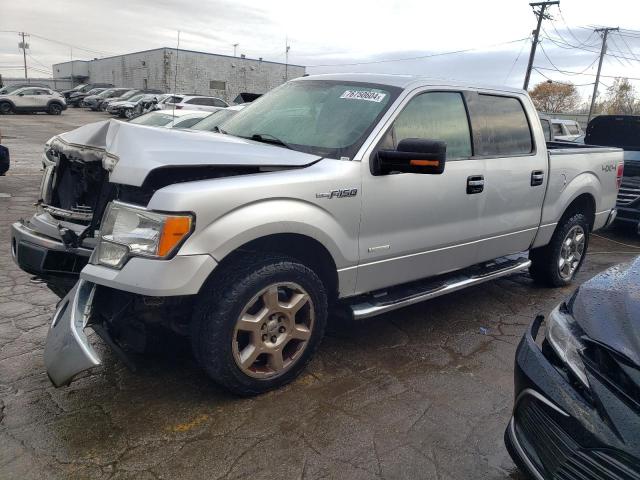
(1, 0, 639, 101)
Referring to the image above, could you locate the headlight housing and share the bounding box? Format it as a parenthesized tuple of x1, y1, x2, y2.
(95, 201, 193, 268)
(546, 305, 589, 387)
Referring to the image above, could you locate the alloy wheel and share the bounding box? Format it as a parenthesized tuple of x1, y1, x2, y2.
(558, 225, 585, 280)
(232, 282, 314, 379)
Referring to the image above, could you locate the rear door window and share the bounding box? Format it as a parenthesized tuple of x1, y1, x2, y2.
(386, 91, 472, 159)
(566, 124, 579, 135)
(552, 123, 563, 136)
(471, 94, 533, 156)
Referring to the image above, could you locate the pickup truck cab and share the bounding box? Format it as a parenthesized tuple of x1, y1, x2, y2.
(10, 74, 623, 394)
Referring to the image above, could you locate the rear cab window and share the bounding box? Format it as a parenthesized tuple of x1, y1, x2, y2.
(468, 93, 533, 156)
(540, 119, 552, 141)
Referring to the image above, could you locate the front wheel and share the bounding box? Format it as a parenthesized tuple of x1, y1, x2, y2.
(123, 108, 134, 119)
(191, 254, 327, 396)
(529, 212, 590, 287)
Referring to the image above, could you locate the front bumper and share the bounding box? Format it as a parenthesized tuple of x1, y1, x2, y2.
(11, 218, 92, 279)
(44, 280, 101, 386)
(80, 253, 217, 296)
(505, 317, 640, 479)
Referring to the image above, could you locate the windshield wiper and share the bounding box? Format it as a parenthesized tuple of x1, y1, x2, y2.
(212, 126, 227, 134)
(249, 133, 292, 150)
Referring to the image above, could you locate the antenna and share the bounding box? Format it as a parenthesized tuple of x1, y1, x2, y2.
(172, 30, 180, 124)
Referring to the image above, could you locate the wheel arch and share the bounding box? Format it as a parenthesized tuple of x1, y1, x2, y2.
(0, 98, 16, 111)
(213, 233, 340, 303)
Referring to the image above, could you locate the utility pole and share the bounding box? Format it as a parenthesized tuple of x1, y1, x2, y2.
(588, 27, 619, 122)
(284, 38, 290, 81)
(18, 32, 30, 80)
(232, 43, 239, 57)
(523, 1, 559, 90)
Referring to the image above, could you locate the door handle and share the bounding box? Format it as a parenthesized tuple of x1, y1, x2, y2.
(467, 175, 484, 194)
(531, 170, 545, 186)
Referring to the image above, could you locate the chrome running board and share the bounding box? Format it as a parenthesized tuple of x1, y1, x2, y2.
(349, 254, 531, 320)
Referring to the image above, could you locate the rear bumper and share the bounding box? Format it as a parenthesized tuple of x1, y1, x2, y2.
(44, 280, 102, 386)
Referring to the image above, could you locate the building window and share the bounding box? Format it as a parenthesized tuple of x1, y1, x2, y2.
(210, 80, 226, 90)
(143, 78, 148, 89)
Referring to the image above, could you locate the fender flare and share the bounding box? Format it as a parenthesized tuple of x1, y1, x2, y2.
(180, 198, 356, 270)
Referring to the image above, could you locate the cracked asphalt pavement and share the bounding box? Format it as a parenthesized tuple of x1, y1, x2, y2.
(1, 110, 639, 479)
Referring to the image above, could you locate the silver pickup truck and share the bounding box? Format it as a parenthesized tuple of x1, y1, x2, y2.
(11, 74, 623, 395)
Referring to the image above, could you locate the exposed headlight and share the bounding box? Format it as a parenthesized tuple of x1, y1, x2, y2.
(43, 137, 58, 165)
(102, 154, 119, 172)
(546, 306, 589, 387)
(95, 201, 193, 268)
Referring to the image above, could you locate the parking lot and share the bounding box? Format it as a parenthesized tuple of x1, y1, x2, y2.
(1, 109, 639, 480)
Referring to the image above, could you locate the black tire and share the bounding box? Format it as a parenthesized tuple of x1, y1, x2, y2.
(529, 212, 590, 287)
(99, 103, 107, 112)
(47, 103, 63, 115)
(123, 108, 134, 119)
(191, 253, 328, 396)
(0, 102, 13, 115)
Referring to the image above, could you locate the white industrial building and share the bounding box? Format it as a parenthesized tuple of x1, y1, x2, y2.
(52, 48, 305, 102)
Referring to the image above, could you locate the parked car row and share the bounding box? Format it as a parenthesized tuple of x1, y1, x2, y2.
(69, 86, 231, 119)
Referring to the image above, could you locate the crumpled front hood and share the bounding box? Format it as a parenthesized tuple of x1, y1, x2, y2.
(51, 119, 321, 186)
(571, 257, 640, 366)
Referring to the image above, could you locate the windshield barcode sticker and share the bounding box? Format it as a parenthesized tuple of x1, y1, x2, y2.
(340, 90, 386, 102)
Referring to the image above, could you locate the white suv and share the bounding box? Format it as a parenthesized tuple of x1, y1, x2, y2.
(0, 87, 67, 115)
(162, 95, 229, 112)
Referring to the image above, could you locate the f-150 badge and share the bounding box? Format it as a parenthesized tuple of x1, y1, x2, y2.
(316, 188, 358, 199)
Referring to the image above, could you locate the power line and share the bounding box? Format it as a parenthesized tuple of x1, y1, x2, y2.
(305, 37, 530, 68)
(539, 41, 600, 75)
(533, 68, 594, 86)
(533, 65, 640, 81)
(540, 31, 640, 62)
(557, 7, 598, 47)
(504, 36, 531, 82)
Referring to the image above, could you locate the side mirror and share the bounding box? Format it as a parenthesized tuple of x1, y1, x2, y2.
(375, 138, 447, 175)
(18, 93, 24, 97)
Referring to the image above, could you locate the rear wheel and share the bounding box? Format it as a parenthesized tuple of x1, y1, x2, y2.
(529, 212, 590, 287)
(191, 254, 327, 396)
(0, 102, 13, 115)
(47, 103, 63, 115)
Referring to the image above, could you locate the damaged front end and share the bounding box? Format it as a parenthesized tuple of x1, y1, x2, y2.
(46, 279, 195, 386)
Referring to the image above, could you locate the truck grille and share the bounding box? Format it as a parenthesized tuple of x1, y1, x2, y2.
(514, 396, 640, 479)
(617, 177, 640, 206)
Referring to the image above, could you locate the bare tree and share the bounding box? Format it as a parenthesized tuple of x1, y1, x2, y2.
(529, 81, 581, 113)
(602, 78, 639, 114)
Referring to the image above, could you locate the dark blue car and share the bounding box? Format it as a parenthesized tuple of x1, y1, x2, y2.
(506, 257, 640, 479)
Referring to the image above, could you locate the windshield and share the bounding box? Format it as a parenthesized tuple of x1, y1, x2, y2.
(190, 109, 239, 131)
(222, 80, 400, 158)
(129, 112, 175, 126)
(127, 94, 146, 102)
(72, 84, 87, 91)
(117, 90, 139, 100)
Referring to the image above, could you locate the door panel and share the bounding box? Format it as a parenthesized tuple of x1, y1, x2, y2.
(357, 159, 484, 293)
(356, 90, 482, 294)
(465, 93, 547, 260)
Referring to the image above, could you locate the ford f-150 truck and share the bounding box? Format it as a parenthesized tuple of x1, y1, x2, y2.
(11, 74, 623, 395)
